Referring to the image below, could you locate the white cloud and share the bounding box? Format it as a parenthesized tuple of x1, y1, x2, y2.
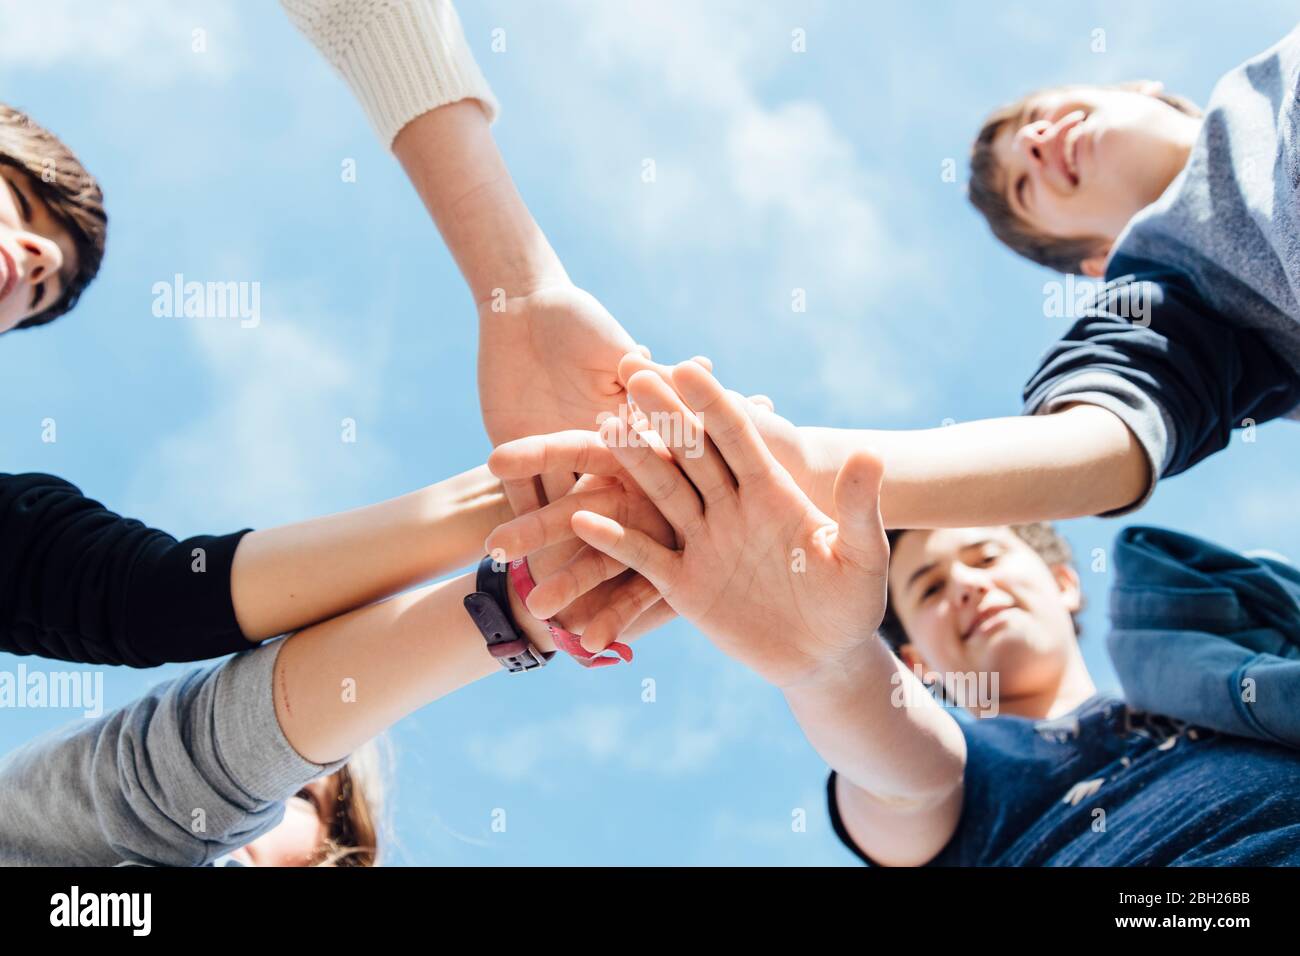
(728, 103, 883, 283)
(483, 0, 925, 414)
(464, 703, 631, 783)
(121, 283, 393, 531)
(0, 0, 239, 83)
(464, 650, 782, 783)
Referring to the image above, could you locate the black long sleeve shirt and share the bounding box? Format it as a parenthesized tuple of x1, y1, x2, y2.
(0, 473, 252, 668)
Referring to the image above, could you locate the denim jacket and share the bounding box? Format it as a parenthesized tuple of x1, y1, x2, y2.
(1108, 525, 1300, 751)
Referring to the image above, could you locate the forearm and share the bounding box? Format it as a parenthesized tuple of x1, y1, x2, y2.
(393, 101, 567, 304)
(783, 638, 966, 866)
(231, 465, 511, 641)
(272, 566, 553, 764)
(282, 1, 556, 300)
(800, 404, 1149, 527)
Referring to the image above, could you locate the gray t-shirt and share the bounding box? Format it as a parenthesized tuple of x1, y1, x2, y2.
(0, 640, 345, 866)
(1024, 26, 1300, 511)
(1117, 24, 1300, 374)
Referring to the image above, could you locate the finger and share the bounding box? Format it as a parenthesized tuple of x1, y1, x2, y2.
(485, 486, 627, 560)
(618, 352, 662, 388)
(618, 597, 678, 639)
(527, 544, 626, 619)
(572, 472, 622, 496)
(747, 393, 775, 412)
(599, 416, 704, 538)
(670, 361, 777, 485)
(540, 469, 577, 507)
(637, 343, 652, 359)
(571, 510, 679, 594)
(617, 351, 712, 389)
(581, 576, 673, 651)
(488, 431, 623, 481)
(625, 369, 736, 507)
(501, 476, 544, 517)
(830, 449, 889, 573)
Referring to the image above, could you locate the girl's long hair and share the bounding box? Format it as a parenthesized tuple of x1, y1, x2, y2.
(310, 739, 389, 867)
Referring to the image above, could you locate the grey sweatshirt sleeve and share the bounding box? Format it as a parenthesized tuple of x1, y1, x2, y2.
(1023, 267, 1300, 516)
(0, 639, 346, 866)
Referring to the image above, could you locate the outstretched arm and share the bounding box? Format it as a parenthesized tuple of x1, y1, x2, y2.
(280, 0, 652, 509)
(0, 467, 508, 668)
(0, 564, 561, 866)
(793, 404, 1149, 526)
(782, 646, 966, 867)
(614, 354, 1150, 527)
(272, 564, 549, 765)
(0, 505, 657, 865)
(231, 465, 511, 641)
(390, 84, 641, 500)
(495, 362, 968, 864)
(484, 397, 1144, 643)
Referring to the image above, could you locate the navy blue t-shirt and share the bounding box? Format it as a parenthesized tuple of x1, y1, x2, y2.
(1022, 260, 1300, 484)
(828, 695, 1300, 865)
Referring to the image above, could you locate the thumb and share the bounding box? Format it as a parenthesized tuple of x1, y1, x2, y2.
(830, 449, 889, 573)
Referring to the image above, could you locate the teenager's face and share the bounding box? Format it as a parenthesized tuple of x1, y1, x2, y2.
(0, 165, 78, 334)
(992, 84, 1195, 261)
(887, 527, 1081, 698)
(228, 778, 331, 867)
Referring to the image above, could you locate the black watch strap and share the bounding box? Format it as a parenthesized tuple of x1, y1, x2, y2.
(464, 555, 554, 673)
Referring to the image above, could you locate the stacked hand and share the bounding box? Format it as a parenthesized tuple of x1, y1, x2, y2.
(487, 356, 778, 652)
(480, 285, 649, 509)
(490, 362, 890, 688)
(500, 463, 679, 654)
(480, 287, 731, 649)
(616, 351, 813, 500)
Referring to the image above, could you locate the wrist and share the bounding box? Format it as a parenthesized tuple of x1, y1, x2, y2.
(475, 278, 575, 319)
(441, 465, 514, 536)
(390, 99, 566, 302)
(448, 173, 567, 305)
(415, 467, 513, 578)
(780, 632, 890, 697)
(797, 426, 838, 514)
(505, 566, 557, 655)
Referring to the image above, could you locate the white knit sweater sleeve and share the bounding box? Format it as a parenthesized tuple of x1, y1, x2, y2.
(279, 0, 500, 147)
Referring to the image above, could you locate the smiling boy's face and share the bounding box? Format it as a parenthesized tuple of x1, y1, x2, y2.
(0, 164, 79, 334)
(977, 83, 1200, 275)
(887, 527, 1082, 700)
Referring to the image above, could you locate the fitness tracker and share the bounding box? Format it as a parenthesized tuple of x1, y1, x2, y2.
(508, 557, 633, 668)
(464, 555, 555, 672)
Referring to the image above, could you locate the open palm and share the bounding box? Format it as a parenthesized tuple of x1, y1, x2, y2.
(571, 364, 890, 689)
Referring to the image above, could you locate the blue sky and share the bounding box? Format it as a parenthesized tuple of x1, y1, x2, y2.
(2, 0, 1299, 865)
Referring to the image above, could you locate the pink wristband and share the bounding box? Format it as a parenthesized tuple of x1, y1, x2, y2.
(508, 558, 633, 668)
